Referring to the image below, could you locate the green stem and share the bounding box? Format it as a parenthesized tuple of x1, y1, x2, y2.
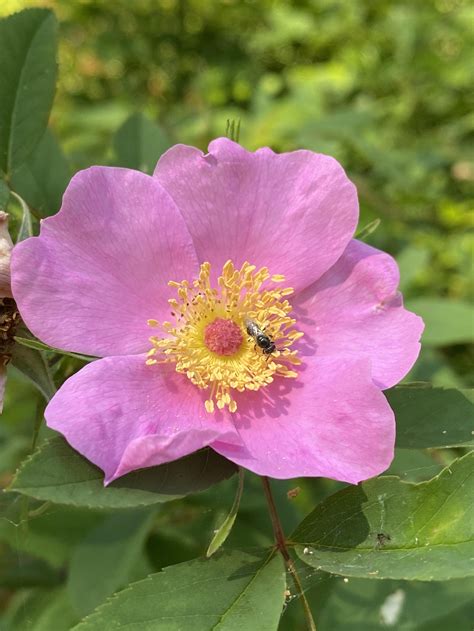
(261, 476, 317, 631)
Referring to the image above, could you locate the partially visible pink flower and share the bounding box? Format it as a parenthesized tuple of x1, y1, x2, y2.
(11, 139, 423, 484)
(0, 212, 17, 412)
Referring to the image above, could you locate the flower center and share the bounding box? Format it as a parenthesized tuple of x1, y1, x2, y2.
(146, 260, 302, 413)
(204, 317, 243, 355)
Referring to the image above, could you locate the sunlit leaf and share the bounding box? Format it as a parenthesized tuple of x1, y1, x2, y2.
(405, 299, 474, 346)
(292, 452, 474, 580)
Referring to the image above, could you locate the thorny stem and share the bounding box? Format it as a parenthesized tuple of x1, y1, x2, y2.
(261, 476, 317, 631)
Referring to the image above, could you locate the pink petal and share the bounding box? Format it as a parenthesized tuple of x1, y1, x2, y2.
(293, 239, 424, 389)
(11, 167, 198, 357)
(154, 138, 358, 291)
(45, 355, 241, 484)
(212, 356, 395, 484)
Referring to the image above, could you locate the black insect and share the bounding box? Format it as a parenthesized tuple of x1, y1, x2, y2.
(376, 532, 391, 548)
(244, 318, 276, 355)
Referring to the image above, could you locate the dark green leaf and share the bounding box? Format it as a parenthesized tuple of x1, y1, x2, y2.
(292, 452, 474, 580)
(0, 9, 58, 175)
(11, 341, 56, 400)
(3, 588, 79, 631)
(10, 128, 70, 217)
(0, 548, 61, 589)
(405, 299, 474, 346)
(73, 550, 285, 631)
(113, 113, 171, 173)
(386, 448, 446, 483)
(389, 384, 474, 449)
(9, 436, 238, 509)
(14, 335, 96, 362)
(312, 577, 474, 631)
(0, 178, 9, 210)
(0, 498, 104, 568)
(68, 510, 156, 616)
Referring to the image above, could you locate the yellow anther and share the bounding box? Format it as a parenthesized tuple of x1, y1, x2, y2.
(146, 260, 301, 414)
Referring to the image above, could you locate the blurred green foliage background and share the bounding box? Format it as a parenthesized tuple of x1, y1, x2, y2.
(0, 1, 473, 629)
(2, 0, 472, 383)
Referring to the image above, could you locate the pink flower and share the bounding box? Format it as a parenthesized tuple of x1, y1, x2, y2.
(11, 139, 423, 484)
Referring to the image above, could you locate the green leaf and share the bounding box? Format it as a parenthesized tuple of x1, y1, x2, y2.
(0, 9, 58, 175)
(11, 340, 56, 401)
(14, 335, 96, 362)
(207, 468, 245, 557)
(0, 547, 61, 588)
(292, 452, 474, 580)
(313, 577, 474, 631)
(388, 384, 474, 449)
(0, 178, 9, 210)
(396, 245, 430, 292)
(68, 510, 156, 616)
(10, 128, 70, 217)
(405, 298, 474, 346)
(9, 436, 238, 509)
(355, 218, 380, 241)
(386, 448, 446, 483)
(11, 190, 33, 241)
(3, 588, 79, 631)
(113, 112, 171, 173)
(73, 550, 285, 631)
(0, 497, 104, 568)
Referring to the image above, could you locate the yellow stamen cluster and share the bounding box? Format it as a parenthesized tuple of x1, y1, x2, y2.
(146, 260, 302, 413)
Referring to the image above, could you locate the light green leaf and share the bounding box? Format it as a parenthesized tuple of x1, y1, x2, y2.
(405, 298, 474, 346)
(68, 510, 156, 616)
(73, 550, 285, 631)
(0, 9, 58, 175)
(113, 112, 171, 173)
(396, 245, 429, 292)
(207, 468, 245, 557)
(10, 190, 33, 242)
(292, 452, 474, 580)
(388, 383, 474, 449)
(355, 218, 380, 241)
(10, 128, 70, 217)
(9, 436, 238, 509)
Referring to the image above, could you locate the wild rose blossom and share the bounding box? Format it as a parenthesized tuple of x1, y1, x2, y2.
(11, 139, 423, 484)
